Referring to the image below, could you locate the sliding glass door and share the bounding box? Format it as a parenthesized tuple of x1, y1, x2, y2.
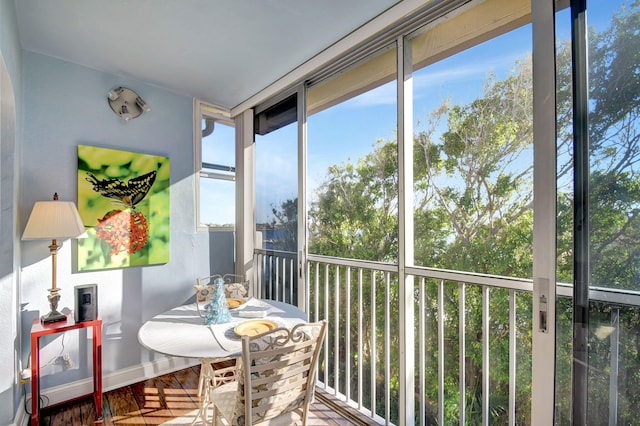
(254, 93, 299, 303)
(555, 1, 640, 423)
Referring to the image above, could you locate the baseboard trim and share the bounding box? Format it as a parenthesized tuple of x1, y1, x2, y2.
(315, 388, 381, 426)
(11, 395, 29, 426)
(30, 356, 198, 409)
(11, 357, 199, 425)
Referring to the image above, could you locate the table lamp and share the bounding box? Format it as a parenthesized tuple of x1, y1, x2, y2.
(22, 193, 86, 323)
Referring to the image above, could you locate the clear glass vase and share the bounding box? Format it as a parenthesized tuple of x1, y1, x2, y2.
(204, 277, 232, 325)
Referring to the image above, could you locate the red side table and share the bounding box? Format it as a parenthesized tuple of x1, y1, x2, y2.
(30, 315, 102, 426)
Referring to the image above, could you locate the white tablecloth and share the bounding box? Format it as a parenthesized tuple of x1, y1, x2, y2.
(138, 298, 307, 360)
(209, 298, 303, 352)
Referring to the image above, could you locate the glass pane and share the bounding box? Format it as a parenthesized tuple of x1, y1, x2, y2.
(587, 1, 640, 291)
(255, 104, 298, 305)
(306, 48, 398, 422)
(199, 178, 235, 227)
(199, 118, 235, 227)
(255, 120, 298, 252)
(555, 1, 640, 424)
(411, 19, 533, 424)
(587, 1, 640, 424)
(202, 119, 235, 177)
(411, 27, 533, 279)
(307, 49, 398, 262)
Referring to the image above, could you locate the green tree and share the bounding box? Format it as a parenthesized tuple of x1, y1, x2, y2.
(588, 1, 640, 291)
(414, 59, 534, 278)
(309, 141, 399, 263)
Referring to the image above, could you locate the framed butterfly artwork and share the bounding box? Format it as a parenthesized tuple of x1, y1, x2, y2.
(77, 145, 170, 271)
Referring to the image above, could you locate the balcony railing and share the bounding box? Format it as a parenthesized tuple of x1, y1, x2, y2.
(253, 250, 534, 424)
(254, 248, 298, 305)
(253, 250, 640, 425)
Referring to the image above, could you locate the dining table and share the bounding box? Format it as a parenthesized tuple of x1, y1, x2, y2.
(137, 297, 308, 425)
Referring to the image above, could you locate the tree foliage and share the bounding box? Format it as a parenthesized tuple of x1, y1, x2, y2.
(414, 60, 534, 278)
(309, 141, 399, 262)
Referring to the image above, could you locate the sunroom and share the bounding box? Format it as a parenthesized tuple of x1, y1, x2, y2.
(3, 0, 639, 424)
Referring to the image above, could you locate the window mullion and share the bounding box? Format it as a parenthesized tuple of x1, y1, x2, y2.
(531, 0, 558, 423)
(397, 34, 415, 425)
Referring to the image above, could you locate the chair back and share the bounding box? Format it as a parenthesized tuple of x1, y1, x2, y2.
(194, 274, 249, 317)
(233, 320, 327, 425)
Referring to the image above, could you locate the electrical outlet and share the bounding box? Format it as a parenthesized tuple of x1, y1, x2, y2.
(20, 369, 31, 384)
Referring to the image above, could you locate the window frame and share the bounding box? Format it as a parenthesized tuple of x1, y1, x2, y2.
(194, 99, 236, 231)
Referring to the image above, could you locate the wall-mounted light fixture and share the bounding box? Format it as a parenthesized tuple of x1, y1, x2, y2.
(107, 87, 151, 121)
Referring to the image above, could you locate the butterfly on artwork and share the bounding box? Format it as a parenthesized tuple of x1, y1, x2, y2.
(85, 170, 157, 209)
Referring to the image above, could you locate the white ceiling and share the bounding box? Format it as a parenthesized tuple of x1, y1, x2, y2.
(14, 0, 400, 110)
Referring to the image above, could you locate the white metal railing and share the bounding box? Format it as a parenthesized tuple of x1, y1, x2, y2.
(253, 250, 639, 425)
(253, 249, 298, 304)
(253, 250, 533, 424)
(305, 256, 533, 425)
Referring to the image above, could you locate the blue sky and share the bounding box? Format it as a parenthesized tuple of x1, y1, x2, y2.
(201, 121, 236, 225)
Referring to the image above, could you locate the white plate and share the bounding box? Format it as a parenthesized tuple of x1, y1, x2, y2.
(227, 298, 246, 309)
(233, 320, 278, 337)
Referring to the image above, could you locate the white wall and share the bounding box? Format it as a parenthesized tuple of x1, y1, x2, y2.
(19, 52, 213, 393)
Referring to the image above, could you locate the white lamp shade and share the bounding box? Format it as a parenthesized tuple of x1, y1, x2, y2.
(22, 200, 85, 240)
